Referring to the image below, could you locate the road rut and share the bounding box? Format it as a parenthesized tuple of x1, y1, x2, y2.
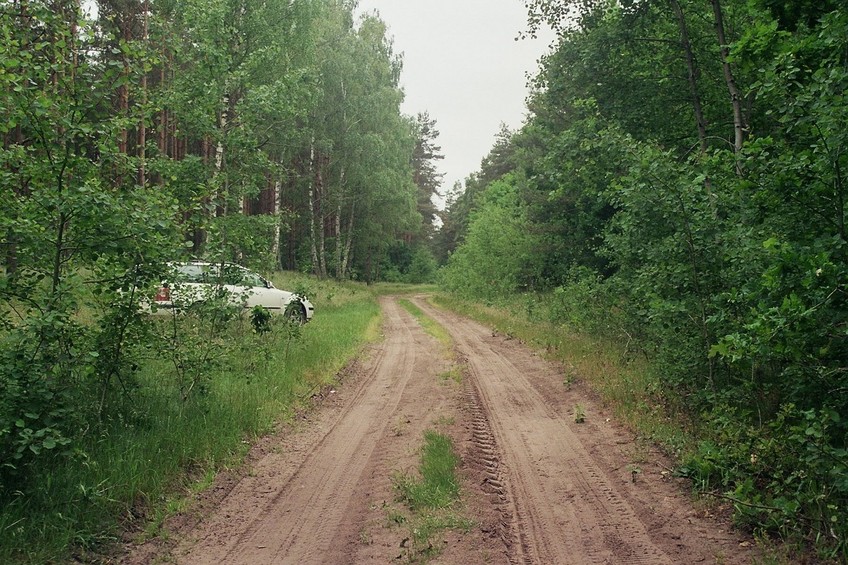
(127, 296, 757, 565)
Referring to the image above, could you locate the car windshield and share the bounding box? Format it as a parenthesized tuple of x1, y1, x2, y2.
(220, 264, 265, 287)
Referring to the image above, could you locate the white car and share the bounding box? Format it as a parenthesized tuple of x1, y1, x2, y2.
(150, 261, 313, 323)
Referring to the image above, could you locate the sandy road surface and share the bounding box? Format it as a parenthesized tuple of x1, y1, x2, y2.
(412, 298, 755, 565)
(127, 296, 757, 565)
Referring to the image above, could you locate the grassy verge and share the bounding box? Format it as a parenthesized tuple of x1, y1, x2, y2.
(367, 283, 438, 296)
(390, 430, 471, 562)
(0, 274, 381, 564)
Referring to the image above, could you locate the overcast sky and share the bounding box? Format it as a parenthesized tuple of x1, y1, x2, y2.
(354, 1, 555, 201)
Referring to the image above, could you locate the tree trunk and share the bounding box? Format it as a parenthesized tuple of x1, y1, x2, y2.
(309, 143, 327, 278)
(334, 165, 345, 279)
(158, 55, 167, 163)
(214, 97, 228, 176)
(710, 0, 746, 173)
(317, 163, 327, 278)
(137, 0, 149, 187)
(272, 177, 282, 268)
(669, 0, 707, 153)
(340, 201, 355, 278)
(214, 95, 229, 219)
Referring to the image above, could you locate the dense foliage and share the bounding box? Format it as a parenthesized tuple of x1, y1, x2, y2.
(441, 0, 848, 557)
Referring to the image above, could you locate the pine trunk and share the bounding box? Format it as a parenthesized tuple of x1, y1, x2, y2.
(137, 0, 149, 187)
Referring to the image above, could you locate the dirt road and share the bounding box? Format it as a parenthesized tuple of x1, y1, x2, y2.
(129, 296, 758, 564)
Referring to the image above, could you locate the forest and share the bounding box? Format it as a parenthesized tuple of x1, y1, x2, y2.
(0, 0, 846, 562)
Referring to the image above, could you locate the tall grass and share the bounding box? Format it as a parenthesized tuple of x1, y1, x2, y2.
(0, 274, 381, 564)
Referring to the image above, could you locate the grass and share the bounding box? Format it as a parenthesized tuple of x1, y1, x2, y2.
(394, 431, 460, 510)
(0, 272, 383, 564)
(391, 430, 471, 562)
(398, 298, 462, 386)
(367, 282, 439, 297)
(438, 366, 463, 384)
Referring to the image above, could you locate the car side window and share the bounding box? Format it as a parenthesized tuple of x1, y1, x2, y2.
(219, 264, 247, 286)
(240, 270, 265, 287)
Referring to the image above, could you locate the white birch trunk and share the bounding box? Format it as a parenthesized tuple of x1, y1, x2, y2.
(271, 177, 282, 268)
(309, 142, 321, 276)
(340, 201, 355, 278)
(334, 165, 345, 279)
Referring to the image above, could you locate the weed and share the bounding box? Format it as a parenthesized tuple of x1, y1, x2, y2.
(562, 367, 577, 388)
(397, 299, 452, 352)
(574, 404, 586, 424)
(250, 305, 272, 334)
(387, 509, 407, 526)
(438, 366, 463, 384)
(434, 415, 455, 427)
(393, 418, 410, 437)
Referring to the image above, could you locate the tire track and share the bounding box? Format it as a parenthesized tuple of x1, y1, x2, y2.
(178, 298, 420, 565)
(413, 298, 673, 565)
(130, 296, 758, 565)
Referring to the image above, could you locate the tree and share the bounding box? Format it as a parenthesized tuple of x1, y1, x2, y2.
(440, 174, 543, 300)
(305, 4, 417, 280)
(0, 0, 180, 492)
(410, 112, 444, 241)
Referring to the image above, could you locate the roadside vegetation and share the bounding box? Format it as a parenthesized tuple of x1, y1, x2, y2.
(0, 275, 380, 564)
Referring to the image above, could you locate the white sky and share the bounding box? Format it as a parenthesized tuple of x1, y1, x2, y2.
(354, 1, 556, 201)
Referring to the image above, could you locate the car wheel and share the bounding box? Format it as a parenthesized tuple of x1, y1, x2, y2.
(284, 301, 306, 325)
